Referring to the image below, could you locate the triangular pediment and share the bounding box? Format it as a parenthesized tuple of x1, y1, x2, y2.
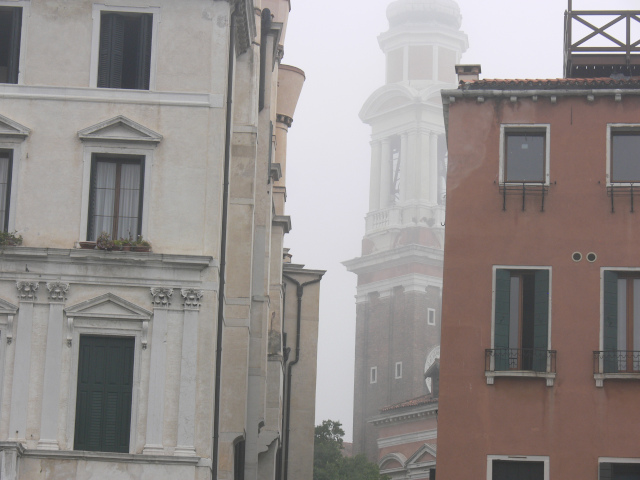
(78, 116, 162, 144)
(0, 297, 18, 315)
(407, 443, 437, 465)
(65, 293, 151, 321)
(0, 113, 30, 139)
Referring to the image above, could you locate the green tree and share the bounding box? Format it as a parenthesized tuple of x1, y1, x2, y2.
(313, 420, 388, 480)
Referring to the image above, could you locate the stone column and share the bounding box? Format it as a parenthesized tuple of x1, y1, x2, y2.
(37, 282, 69, 450)
(380, 138, 392, 208)
(407, 129, 419, 203)
(400, 133, 409, 202)
(429, 131, 439, 205)
(369, 141, 382, 211)
(175, 288, 203, 456)
(9, 281, 38, 441)
(143, 287, 173, 454)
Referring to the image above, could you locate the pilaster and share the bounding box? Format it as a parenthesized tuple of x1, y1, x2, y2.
(9, 281, 38, 441)
(143, 287, 173, 454)
(380, 138, 392, 208)
(175, 288, 203, 456)
(37, 282, 70, 450)
(369, 141, 382, 211)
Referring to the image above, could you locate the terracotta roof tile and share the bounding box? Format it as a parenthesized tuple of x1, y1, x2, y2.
(380, 394, 437, 412)
(460, 77, 640, 90)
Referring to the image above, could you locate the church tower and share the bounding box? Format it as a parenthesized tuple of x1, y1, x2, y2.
(344, 0, 468, 461)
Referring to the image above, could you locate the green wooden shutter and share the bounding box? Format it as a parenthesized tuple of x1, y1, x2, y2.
(75, 336, 134, 453)
(533, 270, 549, 372)
(6, 8, 21, 84)
(603, 270, 618, 373)
(494, 269, 511, 371)
(97, 13, 125, 88)
(135, 14, 152, 90)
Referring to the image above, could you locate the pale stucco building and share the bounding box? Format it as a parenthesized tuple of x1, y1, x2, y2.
(0, 1, 322, 479)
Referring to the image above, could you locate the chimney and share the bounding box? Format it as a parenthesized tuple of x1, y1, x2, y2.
(455, 64, 481, 83)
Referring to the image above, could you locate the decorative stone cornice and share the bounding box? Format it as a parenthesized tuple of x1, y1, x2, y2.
(276, 113, 293, 128)
(46, 282, 69, 302)
(181, 288, 204, 310)
(16, 281, 38, 301)
(150, 287, 173, 308)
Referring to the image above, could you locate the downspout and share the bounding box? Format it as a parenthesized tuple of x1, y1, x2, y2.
(282, 274, 322, 480)
(213, 6, 236, 479)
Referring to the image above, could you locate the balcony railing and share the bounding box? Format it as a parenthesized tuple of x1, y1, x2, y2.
(593, 350, 640, 374)
(485, 348, 557, 373)
(564, 8, 640, 78)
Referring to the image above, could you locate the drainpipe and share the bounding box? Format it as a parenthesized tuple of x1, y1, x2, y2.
(281, 274, 322, 480)
(212, 6, 236, 479)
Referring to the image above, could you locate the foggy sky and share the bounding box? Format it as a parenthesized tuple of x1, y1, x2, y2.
(281, 0, 638, 441)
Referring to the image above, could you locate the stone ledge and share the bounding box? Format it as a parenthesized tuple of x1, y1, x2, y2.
(21, 449, 201, 466)
(486, 370, 555, 387)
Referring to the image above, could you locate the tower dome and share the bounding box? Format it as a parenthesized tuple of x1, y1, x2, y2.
(386, 0, 462, 30)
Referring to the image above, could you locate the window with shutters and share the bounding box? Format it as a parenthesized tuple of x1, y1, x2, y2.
(595, 271, 640, 384)
(0, 6, 22, 84)
(74, 335, 134, 453)
(87, 154, 144, 241)
(486, 267, 555, 385)
(94, 9, 154, 90)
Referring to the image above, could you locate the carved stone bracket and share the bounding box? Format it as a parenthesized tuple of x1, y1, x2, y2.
(66, 317, 73, 347)
(142, 319, 149, 349)
(6, 315, 13, 344)
(276, 113, 293, 128)
(276, 45, 284, 63)
(150, 287, 173, 308)
(16, 281, 39, 301)
(47, 282, 69, 302)
(181, 288, 204, 310)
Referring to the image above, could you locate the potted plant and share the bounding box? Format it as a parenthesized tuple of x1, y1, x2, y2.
(119, 236, 133, 251)
(96, 232, 115, 251)
(0, 231, 22, 246)
(79, 241, 96, 249)
(132, 235, 151, 252)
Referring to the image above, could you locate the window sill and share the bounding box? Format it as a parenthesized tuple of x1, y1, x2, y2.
(486, 370, 555, 386)
(594, 373, 640, 387)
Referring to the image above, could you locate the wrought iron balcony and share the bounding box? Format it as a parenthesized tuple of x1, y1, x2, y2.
(498, 183, 548, 212)
(593, 350, 640, 374)
(485, 348, 557, 373)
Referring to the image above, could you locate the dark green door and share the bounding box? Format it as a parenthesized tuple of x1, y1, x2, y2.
(74, 335, 134, 453)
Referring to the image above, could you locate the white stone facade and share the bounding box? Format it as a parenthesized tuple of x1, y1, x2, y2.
(0, 0, 322, 479)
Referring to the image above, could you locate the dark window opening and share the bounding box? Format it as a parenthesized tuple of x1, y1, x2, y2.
(600, 462, 640, 480)
(505, 132, 546, 183)
(87, 155, 144, 241)
(0, 7, 22, 84)
(493, 460, 544, 480)
(234, 440, 246, 480)
(611, 132, 640, 183)
(0, 150, 12, 232)
(74, 335, 134, 453)
(98, 12, 152, 90)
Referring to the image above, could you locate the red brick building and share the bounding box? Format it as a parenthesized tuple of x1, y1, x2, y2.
(437, 7, 640, 480)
